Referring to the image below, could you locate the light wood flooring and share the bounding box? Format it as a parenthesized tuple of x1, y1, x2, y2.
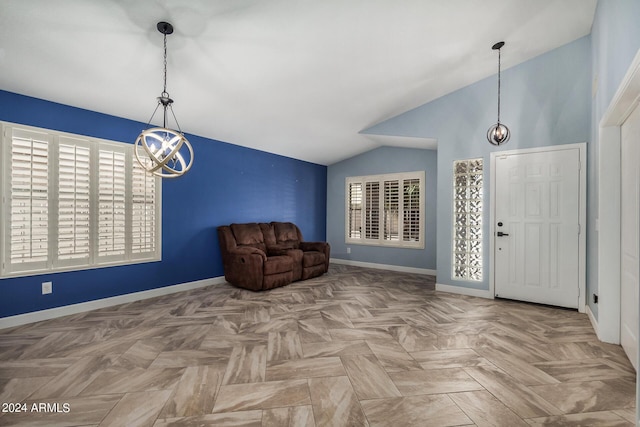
(0, 264, 636, 426)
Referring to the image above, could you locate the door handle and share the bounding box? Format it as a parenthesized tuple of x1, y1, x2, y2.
(497, 231, 509, 237)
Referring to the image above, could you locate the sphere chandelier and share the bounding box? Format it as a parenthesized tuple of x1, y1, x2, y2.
(135, 21, 194, 178)
(487, 41, 511, 146)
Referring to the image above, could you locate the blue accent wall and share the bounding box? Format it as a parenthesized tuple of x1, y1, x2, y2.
(363, 36, 591, 292)
(327, 146, 437, 271)
(0, 90, 327, 318)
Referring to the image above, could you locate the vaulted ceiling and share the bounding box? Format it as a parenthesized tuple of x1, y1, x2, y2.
(0, 0, 597, 165)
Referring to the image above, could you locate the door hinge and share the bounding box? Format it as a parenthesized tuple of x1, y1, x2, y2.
(578, 224, 581, 235)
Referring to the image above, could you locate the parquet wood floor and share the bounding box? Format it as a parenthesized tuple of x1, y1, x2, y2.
(0, 265, 636, 426)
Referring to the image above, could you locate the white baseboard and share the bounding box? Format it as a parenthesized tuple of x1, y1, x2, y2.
(586, 304, 600, 339)
(330, 258, 436, 276)
(0, 276, 227, 330)
(435, 282, 493, 299)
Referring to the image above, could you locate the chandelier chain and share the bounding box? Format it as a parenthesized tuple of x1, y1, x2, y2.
(163, 32, 168, 95)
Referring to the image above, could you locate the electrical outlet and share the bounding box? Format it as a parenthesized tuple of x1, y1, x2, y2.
(42, 282, 52, 295)
(346, 247, 351, 254)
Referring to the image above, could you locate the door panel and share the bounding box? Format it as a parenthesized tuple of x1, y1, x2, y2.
(494, 149, 580, 308)
(621, 102, 640, 370)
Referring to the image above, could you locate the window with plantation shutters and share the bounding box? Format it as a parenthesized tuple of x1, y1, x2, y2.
(1, 122, 161, 278)
(345, 171, 424, 249)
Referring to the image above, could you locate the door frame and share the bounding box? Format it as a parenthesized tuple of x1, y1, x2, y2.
(597, 48, 640, 424)
(489, 143, 587, 313)
(597, 48, 640, 346)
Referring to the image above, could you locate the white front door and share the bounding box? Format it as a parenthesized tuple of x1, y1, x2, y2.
(494, 148, 581, 308)
(620, 102, 640, 371)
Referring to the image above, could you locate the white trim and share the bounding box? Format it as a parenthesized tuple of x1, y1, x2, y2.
(489, 142, 588, 313)
(597, 48, 640, 417)
(597, 48, 640, 345)
(596, 127, 621, 343)
(601, 49, 640, 127)
(0, 276, 227, 330)
(330, 257, 435, 276)
(435, 282, 493, 299)
(586, 304, 599, 338)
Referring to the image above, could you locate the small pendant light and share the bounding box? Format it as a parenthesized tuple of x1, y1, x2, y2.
(487, 41, 511, 146)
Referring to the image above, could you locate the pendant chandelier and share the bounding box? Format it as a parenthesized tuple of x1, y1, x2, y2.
(487, 41, 510, 146)
(135, 21, 194, 178)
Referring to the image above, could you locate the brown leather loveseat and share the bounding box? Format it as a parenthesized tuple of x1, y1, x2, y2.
(217, 222, 330, 291)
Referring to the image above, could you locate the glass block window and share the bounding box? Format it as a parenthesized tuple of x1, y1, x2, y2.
(453, 158, 483, 281)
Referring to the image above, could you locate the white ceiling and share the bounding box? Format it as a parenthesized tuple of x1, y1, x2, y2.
(0, 0, 596, 165)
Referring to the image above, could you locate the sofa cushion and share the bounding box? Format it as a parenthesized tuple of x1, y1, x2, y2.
(273, 222, 300, 249)
(231, 223, 267, 252)
(267, 243, 297, 256)
(259, 223, 277, 247)
(302, 251, 325, 268)
(264, 255, 294, 275)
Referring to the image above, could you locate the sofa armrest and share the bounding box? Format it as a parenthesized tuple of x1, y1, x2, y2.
(300, 241, 330, 273)
(299, 241, 328, 253)
(222, 249, 266, 291)
(230, 246, 267, 262)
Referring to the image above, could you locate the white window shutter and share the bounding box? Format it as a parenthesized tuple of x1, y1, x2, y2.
(402, 178, 420, 242)
(365, 181, 380, 240)
(384, 180, 399, 241)
(57, 138, 91, 264)
(131, 156, 157, 256)
(6, 129, 51, 273)
(98, 148, 127, 258)
(347, 182, 362, 239)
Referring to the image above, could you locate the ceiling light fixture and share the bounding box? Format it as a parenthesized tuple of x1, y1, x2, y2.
(487, 41, 510, 146)
(135, 21, 193, 178)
